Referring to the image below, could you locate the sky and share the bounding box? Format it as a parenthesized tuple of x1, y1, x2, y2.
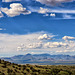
(0, 0, 75, 57)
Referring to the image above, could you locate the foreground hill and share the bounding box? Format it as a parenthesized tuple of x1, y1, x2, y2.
(1, 54, 75, 65)
(0, 59, 75, 75)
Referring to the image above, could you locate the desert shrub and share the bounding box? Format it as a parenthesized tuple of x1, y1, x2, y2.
(2, 65, 6, 68)
(37, 69, 41, 73)
(0, 59, 1, 63)
(30, 67, 38, 72)
(50, 68, 60, 75)
(14, 69, 17, 72)
(18, 65, 21, 67)
(1, 61, 7, 68)
(0, 72, 5, 75)
(15, 67, 18, 69)
(22, 65, 26, 70)
(23, 71, 28, 75)
(1, 60, 4, 64)
(22, 67, 26, 71)
(26, 64, 30, 67)
(7, 68, 13, 73)
(64, 70, 72, 75)
(22, 65, 26, 68)
(57, 71, 70, 75)
(30, 66, 33, 70)
(26, 68, 30, 72)
(18, 68, 21, 70)
(12, 65, 15, 68)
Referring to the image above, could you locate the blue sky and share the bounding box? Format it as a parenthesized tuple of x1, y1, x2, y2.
(0, 0, 75, 57)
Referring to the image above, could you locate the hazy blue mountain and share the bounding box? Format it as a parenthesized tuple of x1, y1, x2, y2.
(1, 53, 75, 65)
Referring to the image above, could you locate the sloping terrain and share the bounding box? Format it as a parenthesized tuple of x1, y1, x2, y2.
(0, 59, 75, 75)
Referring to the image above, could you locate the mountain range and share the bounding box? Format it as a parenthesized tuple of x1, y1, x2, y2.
(1, 53, 75, 65)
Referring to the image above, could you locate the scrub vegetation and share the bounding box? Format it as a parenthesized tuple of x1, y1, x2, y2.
(0, 59, 75, 75)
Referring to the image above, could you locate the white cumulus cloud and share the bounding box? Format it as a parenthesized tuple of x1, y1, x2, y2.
(38, 34, 53, 40)
(50, 13, 56, 17)
(0, 31, 75, 56)
(62, 36, 75, 40)
(1, 3, 31, 17)
(44, 42, 68, 48)
(38, 7, 49, 14)
(17, 41, 68, 51)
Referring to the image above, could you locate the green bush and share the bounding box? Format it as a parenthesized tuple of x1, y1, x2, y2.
(58, 71, 70, 75)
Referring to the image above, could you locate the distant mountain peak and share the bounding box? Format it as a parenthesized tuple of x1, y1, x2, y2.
(1, 53, 75, 65)
(25, 53, 32, 56)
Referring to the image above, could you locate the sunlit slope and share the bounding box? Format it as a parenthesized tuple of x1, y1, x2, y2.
(0, 59, 75, 75)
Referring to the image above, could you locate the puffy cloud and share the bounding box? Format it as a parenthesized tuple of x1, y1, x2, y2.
(38, 34, 53, 40)
(36, 0, 74, 6)
(62, 36, 75, 40)
(17, 41, 68, 51)
(16, 34, 75, 55)
(0, 31, 53, 52)
(17, 40, 75, 55)
(0, 11, 3, 18)
(44, 42, 68, 48)
(51, 42, 68, 47)
(29, 7, 50, 14)
(2, 0, 21, 2)
(50, 13, 56, 17)
(0, 31, 75, 55)
(17, 42, 42, 50)
(1, 3, 31, 17)
(38, 7, 49, 14)
(24, 41, 43, 49)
